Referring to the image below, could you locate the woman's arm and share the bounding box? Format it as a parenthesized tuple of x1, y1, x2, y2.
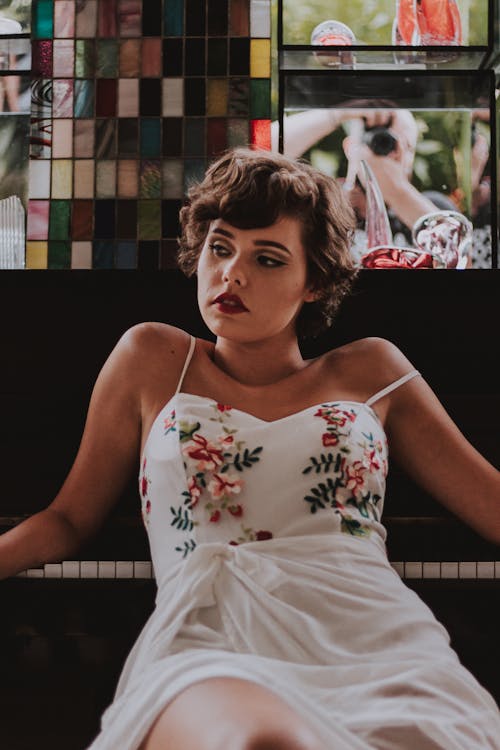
(378, 340, 500, 543)
(0, 324, 156, 580)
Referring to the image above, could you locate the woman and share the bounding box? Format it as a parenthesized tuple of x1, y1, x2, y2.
(1, 148, 499, 749)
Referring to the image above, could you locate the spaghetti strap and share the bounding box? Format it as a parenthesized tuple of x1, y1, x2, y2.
(174, 335, 196, 395)
(365, 369, 420, 407)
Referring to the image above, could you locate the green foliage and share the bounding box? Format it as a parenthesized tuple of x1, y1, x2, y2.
(282, 0, 487, 46)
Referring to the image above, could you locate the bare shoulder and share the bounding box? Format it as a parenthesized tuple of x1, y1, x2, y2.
(99, 322, 193, 404)
(326, 337, 416, 397)
(118, 321, 189, 358)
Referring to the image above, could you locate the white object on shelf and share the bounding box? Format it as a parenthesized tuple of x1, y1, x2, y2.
(0, 195, 25, 268)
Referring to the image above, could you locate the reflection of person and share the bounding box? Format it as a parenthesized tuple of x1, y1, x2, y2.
(1, 149, 500, 749)
(0, 15, 22, 112)
(272, 108, 451, 236)
(470, 110, 490, 227)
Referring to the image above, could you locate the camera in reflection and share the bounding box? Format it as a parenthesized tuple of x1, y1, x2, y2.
(362, 126, 398, 156)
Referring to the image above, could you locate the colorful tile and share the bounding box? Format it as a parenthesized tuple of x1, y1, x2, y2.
(71, 241, 93, 269)
(32, 40, 53, 77)
(48, 241, 71, 269)
(119, 0, 142, 37)
(52, 79, 74, 118)
(54, 1, 75, 38)
(96, 119, 117, 158)
(51, 160, 73, 198)
(52, 119, 73, 158)
(74, 119, 95, 157)
(27, 200, 50, 241)
(162, 78, 184, 116)
(138, 200, 161, 239)
(140, 118, 161, 157)
(164, 0, 184, 36)
(97, 40, 119, 77)
(118, 160, 139, 197)
(73, 160, 95, 199)
(96, 161, 117, 198)
(250, 0, 270, 37)
(250, 79, 270, 118)
(117, 200, 138, 237)
(119, 39, 141, 76)
(49, 200, 71, 239)
(33, 0, 54, 39)
(53, 40, 75, 78)
(72, 200, 94, 240)
(230, 0, 249, 35)
(207, 79, 229, 116)
(162, 159, 184, 198)
(115, 241, 137, 268)
(118, 78, 139, 116)
(139, 160, 162, 198)
(28, 0, 272, 263)
(75, 39, 95, 77)
(98, 0, 118, 37)
(29, 160, 52, 199)
(75, 0, 97, 38)
(26, 241, 49, 269)
(250, 39, 271, 77)
(142, 38, 162, 77)
(74, 79, 95, 117)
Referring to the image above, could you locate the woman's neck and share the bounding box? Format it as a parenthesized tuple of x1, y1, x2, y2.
(211, 335, 308, 388)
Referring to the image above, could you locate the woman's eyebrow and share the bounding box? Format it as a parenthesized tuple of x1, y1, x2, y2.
(210, 227, 291, 255)
(211, 227, 234, 238)
(253, 240, 291, 255)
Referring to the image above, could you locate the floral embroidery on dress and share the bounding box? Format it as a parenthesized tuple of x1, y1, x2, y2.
(313, 404, 356, 451)
(178, 404, 262, 526)
(139, 458, 152, 527)
(303, 404, 384, 536)
(229, 525, 273, 545)
(164, 409, 176, 435)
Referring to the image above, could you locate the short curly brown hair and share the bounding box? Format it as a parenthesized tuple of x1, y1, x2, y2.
(178, 147, 357, 338)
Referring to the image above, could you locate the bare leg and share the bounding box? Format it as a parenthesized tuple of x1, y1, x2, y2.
(138, 676, 326, 750)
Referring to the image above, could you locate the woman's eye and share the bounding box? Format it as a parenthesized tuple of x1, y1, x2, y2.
(258, 255, 285, 268)
(208, 242, 230, 256)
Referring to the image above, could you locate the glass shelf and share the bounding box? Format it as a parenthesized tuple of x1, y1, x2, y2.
(280, 46, 490, 72)
(282, 70, 493, 109)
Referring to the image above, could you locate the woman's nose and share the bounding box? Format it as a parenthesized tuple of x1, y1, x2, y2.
(222, 257, 246, 286)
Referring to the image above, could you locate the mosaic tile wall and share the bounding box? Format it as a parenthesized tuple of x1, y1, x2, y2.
(26, 0, 272, 269)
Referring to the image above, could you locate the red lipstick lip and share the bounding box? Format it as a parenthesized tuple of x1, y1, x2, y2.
(213, 293, 248, 312)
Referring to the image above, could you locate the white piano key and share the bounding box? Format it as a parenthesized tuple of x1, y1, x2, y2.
(477, 562, 495, 579)
(404, 562, 422, 579)
(134, 561, 153, 579)
(44, 563, 62, 578)
(62, 561, 81, 578)
(422, 562, 441, 579)
(495, 562, 500, 579)
(80, 561, 98, 578)
(25, 568, 44, 578)
(98, 561, 116, 578)
(390, 562, 404, 578)
(15, 570, 27, 577)
(441, 562, 459, 579)
(459, 561, 477, 579)
(116, 561, 134, 579)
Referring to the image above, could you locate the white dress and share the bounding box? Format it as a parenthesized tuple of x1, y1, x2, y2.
(88, 335, 500, 749)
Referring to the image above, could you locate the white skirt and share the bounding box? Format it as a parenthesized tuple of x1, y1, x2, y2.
(87, 534, 500, 750)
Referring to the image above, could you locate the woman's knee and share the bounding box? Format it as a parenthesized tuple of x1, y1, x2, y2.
(138, 676, 324, 750)
(244, 727, 322, 750)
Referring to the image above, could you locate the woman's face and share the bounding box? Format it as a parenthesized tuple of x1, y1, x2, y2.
(196, 215, 316, 344)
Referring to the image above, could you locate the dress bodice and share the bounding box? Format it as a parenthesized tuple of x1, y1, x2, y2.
(138, 337, 418, 578)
